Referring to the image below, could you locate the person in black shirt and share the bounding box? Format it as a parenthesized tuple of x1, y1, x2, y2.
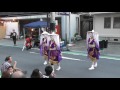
(12, 29, 17, 46)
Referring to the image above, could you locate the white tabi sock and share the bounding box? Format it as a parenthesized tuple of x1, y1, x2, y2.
(44, 61, 47, 65)
(89, 63, 95, 70)
(56, 64, 61, 71)
(51, 65, 55, 73)
(94, 62, 97, 67)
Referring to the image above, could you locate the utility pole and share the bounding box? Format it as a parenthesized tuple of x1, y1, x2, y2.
(39, 18, 43, 38)
(69, 12, 71, 44)
(50, 12, 56, 33)
(65, 15, 67, 45)
(46, 12, 49, 32)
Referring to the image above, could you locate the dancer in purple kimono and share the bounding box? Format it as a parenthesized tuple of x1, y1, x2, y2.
(48, 33, 62, 72)
(87, 30, 100, 70)
(40, 31, 50, 65)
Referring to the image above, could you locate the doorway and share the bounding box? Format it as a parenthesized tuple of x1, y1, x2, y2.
(80, 17, 93, 39)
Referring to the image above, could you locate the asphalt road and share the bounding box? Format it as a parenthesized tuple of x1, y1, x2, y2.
(0, 46, 120, 78)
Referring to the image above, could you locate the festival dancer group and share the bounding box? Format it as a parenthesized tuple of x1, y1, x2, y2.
(22, 29, 100, 71)
(40, 31, 62, 72)
(40, 30, 100, 71)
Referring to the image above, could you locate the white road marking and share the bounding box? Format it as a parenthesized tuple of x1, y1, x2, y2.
(62, 56, 85, 61)
(31, 48, 40, 50)
(33, 50, 120, 61)
(29, 52, 86, 61)
(30, 52, 39, 54)
(62, 52, 120, 61)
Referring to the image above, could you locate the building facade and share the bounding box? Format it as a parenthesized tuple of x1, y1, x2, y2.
(1, 13, 79, 42)
(92, 12, 120, 42)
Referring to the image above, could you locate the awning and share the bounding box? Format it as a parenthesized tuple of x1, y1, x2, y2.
(24, 21, 49, 28)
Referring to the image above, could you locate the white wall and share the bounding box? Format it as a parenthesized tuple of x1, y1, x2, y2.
(70, 14, 77, 39)
(4, 22, 19, 38)
(94, 13, 120, 38)
(61, 14, 78, 41)
(61, 16, 66, 40)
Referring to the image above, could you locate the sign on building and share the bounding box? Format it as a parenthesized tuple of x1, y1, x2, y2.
(57, 12, 70, 15)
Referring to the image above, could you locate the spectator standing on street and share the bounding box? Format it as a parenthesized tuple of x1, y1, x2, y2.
(11, 29, 17, 46)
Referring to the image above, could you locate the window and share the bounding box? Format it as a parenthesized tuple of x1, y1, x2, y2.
(104, 17, 111, 28)
(113, 17, 120, 28)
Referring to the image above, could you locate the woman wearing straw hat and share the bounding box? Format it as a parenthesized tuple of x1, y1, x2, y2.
(48, 32, 62, 72)
(86, 30, 100, 70)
